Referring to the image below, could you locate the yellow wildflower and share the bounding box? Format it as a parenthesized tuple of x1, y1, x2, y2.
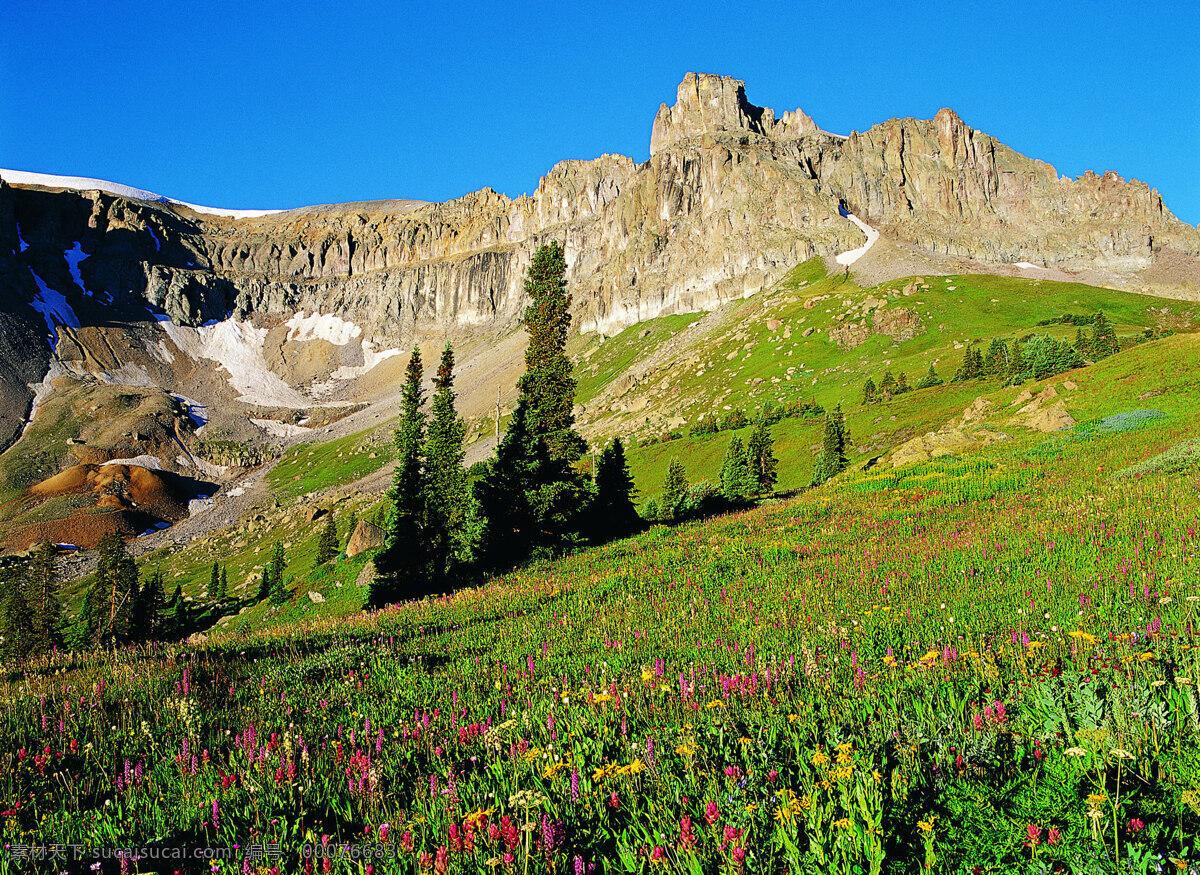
(811, 748, 830, 767)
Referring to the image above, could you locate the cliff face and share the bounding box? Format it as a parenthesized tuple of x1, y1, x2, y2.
(2, 72, 1198, 451)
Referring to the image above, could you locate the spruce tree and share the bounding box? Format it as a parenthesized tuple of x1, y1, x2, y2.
(257, 564, 273, 602)
(208, 561, 221, 601)
(811, 403, 849, 486)
(984, 337, 1008, 376)
(1006, 338, 1026, 383)
(0, 573, 33, 659)
(374, 347, 428, 605)
(87, 534, 137, 646)
(268, 542, 290, 606)
(720, 436, 756, 502)
(661, 459, 688, 521)
(138, 567, 166, 639)
(1091, 311, 1118, 358)
(316, 516, 339, 566)
(592, 438, 639, 539)
(517, 241, 586, 463)
(862, 378, 877, 406)
(424, 344, 468, 585)
(916, 362, 943, 389)
(746, 416, 779, 495)
(25, 543, 61, 653)
(879, 370, 897, 398)
(896, 372, 909, 394)
(218, 564, 228, 601)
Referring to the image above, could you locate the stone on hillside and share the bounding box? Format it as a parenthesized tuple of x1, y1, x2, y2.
(346, 520, 385, 557)
(307, 591, 325, 603)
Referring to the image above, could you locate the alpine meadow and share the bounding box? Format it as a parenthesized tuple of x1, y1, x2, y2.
(0, 66, 1199, 875)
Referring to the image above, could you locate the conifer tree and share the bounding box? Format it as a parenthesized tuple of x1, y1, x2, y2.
(0, 571, 33, 659)
(374, 347, 428, 605)
(218, 564, 228, 601)
(592, 438, 639, 539)
(1091, 311, 1119, 358)
(138, 567, 166, 639)
(720, 436, 756, 502)
(268, 542, 290, 605)
(811, 403, 849, 486)
(746, 416, 779, 495)
(316, 516, 339, 566)
(661, 459, 688, 521)
(344, 510, 358, 550)
(984, 337, 1008, 376)
(916, 362, 943, 389)
(862, 378, 877, 406)
(85, 534, 137, 646)
(879, 370, 897, 398)
(1006, 338, 1026, 383)
(208, 561, 221, 601)
(424, 343, 468, 585)
(896, 371, 909, 394)
(517, 241, 586, 463)
(257, 564, 273, 602)
(25, 543, 61, 653)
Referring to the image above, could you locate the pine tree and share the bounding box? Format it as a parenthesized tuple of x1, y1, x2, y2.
(268, 542, 290, 606)
(720, 436, 756, 502)
(24, 542, 61, 653)
(862, 378, 877, 406)
(745, 416, 779, 495)
(915, 362, 943, 389)
(344, 510, 359, 551)
(517, 241, 586, 463)
(218, 564, 228, 601)
(879, 370, 897, 398)
(1091, 311, 1119, 358)
(315, 516, 339, 566)
(1006, 338, 1026, 383)
(0, 571, 33, 659)
(208, 561, 221, 601)
(424, 344, 468, 585)
(86, 534, 137, 646)
(257, 564, 273, 602)
(811, 403, 849, 486)
(984, 337, 1008, 375)
(592, 438, 639, 539)
(374, 347, 428, 606)
(138, 567, 166, 639)
(661, 459, 688, 521)
(896, 372, 909, 394)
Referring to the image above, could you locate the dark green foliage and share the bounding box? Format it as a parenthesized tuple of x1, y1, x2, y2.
(984, 337, 1008, 375)
(688, 413, 719, 437)
(136, 567, 166, 639)
(661, 459, 689, 521)
(424, 344, 469, 585)
(915, 363, 943, 390)
(746, 417, 779, 494)
(895, 372, 909, 394)
(374, 347, 428, 605)
(1089, 310, 1119, 359)
(591, 438, 640, 539)
(472, 399, 589, 574)
(1011, 336, 1084, 382)
(879, 370, 897, 398)
(0, 567, 33, 659)
(517, 241, 586, 463)
(719, 436, 756, 502)
(811, 404, 849, 486)
(862, 378, 877, 406)
(24, 543, 61, 653)
(315, 516, 339, 566)
(83, 534, 138, 646)
(1006, 338, 1026, 383)
(208, 561, 221, 601)
(953, 345, 986, 382)
(344, 510, 358, 550)
(719, 408, 748, 432)
(218, 564, 228, 601)
(268, 542, 290, 606)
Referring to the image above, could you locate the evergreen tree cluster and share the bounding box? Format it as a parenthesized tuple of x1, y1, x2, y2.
(372, 241, 642, 607)
(0, 544, 62, 658)
(810, 404, 850, 486)
(862, 370, 910, 405)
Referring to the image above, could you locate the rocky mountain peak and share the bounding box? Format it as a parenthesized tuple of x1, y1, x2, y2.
(650, 72, 818, 155)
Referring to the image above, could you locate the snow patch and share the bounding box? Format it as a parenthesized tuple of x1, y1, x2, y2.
(28, 267, 80, 343)
(16, 223, 28, 252)
(64, 242, 90, 295)
(0, 168, 287, 220)
(158, 316, 311, 407)
(1012, 261, 1045, 270)
(331, 342, 403, 380)
(145, 338, 175, 365)
(102, 455, 164, 470)
(171, 394, 208, 427)
(251, 418, 312, 438)
(835, 213, 880, 266)
(22, 358, 66, 436)
(147, 226, 161, 251)
(285, 311, 363, 346)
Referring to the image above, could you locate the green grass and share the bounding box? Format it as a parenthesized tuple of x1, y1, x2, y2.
(266, 427, 391, 500)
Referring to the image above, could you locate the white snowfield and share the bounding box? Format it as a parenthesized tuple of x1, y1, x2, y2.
(285, 310, 363, 346)
(0, 168, 284, 220)
(28, 267, 81, 343)
(1012, 261, 1046, 270)
(835, 212, 880, 266)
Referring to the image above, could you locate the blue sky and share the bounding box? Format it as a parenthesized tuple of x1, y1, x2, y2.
(3, 0, 1197, 224)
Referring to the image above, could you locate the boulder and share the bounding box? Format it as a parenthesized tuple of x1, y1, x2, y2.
(346, 520, 385, 557)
